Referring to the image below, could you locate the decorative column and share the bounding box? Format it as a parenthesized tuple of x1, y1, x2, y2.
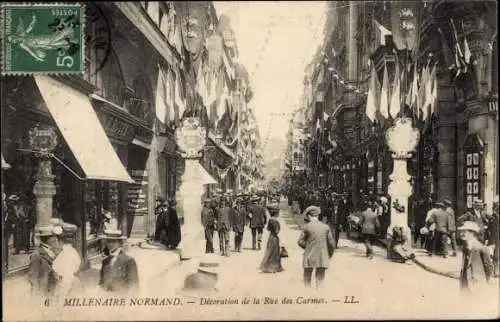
(385, 118, 420, 228)
(175, 118, 207, 260)
(29, 124, 58, 231)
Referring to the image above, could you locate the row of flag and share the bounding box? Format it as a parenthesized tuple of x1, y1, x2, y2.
(437, 18, 473, 79)
(365, 58, 438, 127)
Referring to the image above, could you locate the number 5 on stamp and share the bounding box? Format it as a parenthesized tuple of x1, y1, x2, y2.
(1, 3, 84, 75)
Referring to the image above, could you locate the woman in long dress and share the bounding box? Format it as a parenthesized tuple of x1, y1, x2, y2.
(166, 201, 181, 249)
(260, 211, 283, 273)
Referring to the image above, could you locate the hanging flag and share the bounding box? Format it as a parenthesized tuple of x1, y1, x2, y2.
(323, 112, 329, 122)
(379, 64, 389, 119)
(410, 63, 419, 117)
(390, 60, 401, 118)
(430, 66, 438, 116)
(450, 18, 466, 75)
(463, 35, 471, 64)
(405, 64, 413, 107)
(437, 28, 454, 70)
(418, 64, 429, 121)
(174, 73, 185, 125)
(373, 20, 392, 46)
(365, 63, 380, 123)
(423, 63, 436, 122)
(155, 65, 168, 124)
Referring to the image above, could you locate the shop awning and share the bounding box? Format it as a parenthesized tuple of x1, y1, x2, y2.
(2, 154, 10, 169)
(195, 162, 218, 185)
(34, 76, 133, 183)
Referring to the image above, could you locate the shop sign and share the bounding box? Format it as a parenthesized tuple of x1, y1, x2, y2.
(127, 170, 148, 216)
(100, 114, 135, 142)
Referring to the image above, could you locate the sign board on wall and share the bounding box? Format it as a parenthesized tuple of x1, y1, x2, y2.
(127, 170, 148, 216)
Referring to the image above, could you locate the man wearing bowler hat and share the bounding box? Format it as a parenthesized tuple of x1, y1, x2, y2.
(28, 224, 62, 297)
(247, 195, 268, 250)
(443, 199, 458, 256)
(99, 229, 139, 293)
(201, 198, 216, 253)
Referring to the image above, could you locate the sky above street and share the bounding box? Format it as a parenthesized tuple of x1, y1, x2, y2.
(214, 1, 326, 149)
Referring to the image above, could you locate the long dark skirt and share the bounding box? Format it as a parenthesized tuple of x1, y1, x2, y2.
(260, 234, 283, 273)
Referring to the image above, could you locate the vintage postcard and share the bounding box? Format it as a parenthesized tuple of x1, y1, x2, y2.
(1, 1, 499, 321)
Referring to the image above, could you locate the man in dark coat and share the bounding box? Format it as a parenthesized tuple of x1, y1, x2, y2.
(217, 199, 232, 256)
(247, 195, 268, 250)
(426, 202, 451, 258)
(154, 200, 169, 246)
(201, 199, 216, 253)
(28, 224, 62, 298)
(99, 230, 139, 293)
(231, 198, 246, 252)
(443, 199, 458, 256)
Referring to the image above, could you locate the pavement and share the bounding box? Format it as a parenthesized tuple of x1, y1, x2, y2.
(3, 201, 499, 320)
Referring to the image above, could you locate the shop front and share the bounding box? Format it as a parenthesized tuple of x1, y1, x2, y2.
(2, 75, 134, 273)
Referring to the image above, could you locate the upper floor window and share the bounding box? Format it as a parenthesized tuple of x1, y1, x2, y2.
(131, 77, 154, 126)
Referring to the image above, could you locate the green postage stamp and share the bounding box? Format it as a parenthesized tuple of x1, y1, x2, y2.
(1, 3, 85, 75)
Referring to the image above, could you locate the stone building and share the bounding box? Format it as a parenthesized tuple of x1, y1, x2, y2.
(302, 0, 498, 225)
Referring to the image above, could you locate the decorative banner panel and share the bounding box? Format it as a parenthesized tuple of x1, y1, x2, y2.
(127, 170, 148, 216)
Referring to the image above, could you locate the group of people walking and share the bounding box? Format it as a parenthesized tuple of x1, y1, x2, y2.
(199, 192, 283, 272)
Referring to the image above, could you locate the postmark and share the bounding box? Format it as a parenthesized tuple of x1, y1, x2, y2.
(1, 3, 85, 75)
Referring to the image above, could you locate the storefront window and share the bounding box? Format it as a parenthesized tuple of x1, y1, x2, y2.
(463, 134, 484, 210)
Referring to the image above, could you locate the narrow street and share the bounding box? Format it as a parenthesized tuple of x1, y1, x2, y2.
(133, 200, 498, 320)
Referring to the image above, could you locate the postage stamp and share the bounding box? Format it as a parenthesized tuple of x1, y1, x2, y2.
(1, 3, 85, 75)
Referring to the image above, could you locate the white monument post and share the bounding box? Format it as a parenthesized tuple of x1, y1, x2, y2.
(385, 117, 420, 229)
(175, 118, 208, 260)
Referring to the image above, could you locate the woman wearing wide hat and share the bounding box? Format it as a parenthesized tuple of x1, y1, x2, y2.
(98, 229, 139, 293)
(260, 207, 284, 273)
(52, 221, 81, 299)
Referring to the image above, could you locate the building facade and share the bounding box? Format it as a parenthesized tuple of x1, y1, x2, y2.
(301, 0, 498, 227)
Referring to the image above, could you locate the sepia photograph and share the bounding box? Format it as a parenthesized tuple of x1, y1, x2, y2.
(1, 1, 498, 320)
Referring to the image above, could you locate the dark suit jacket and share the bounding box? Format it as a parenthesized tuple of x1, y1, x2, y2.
(428, 209, 451, 233)
(99, 251, 139, 293)
(248, 204, 267, 228)
(28, 246, 59, 297)
(231, 207, 246, 233)
(359, 208, 380, 235)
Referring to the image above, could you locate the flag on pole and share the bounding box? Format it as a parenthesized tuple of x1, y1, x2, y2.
(430, 67, 438, 116)
(366, 63, 380, 123)
(418, 64, 429, 121)
(390, 60, 401, 118)
(410, 63, 419, 117)
(379, 64, 389, 119)
(450, 18, 466, 75)
(405, 64, 413, 107)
